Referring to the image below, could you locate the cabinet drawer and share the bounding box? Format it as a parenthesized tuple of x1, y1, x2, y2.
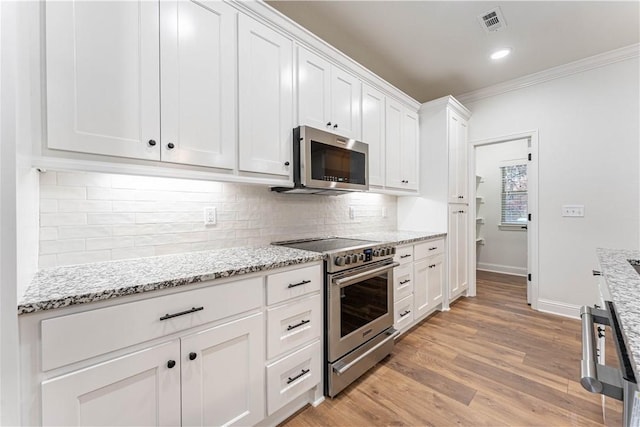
(394, 295, 414, 331)
(266, 340, 320, 416)
(415, 238, 444, 259)
(394, 264, 414, 302)
(41, 277, 263, 371)
(394, 245, 414, 264)
(267, 294, 321, 359)
(267, 264, 322, 305)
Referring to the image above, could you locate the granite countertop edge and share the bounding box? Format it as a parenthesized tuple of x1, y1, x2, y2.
(596, 247, 640, 382)
(19, 231, 446, 315)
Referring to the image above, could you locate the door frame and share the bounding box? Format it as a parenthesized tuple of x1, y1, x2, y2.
(467, 130, 539, 310)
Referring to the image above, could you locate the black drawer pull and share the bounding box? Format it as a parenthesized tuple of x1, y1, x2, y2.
(287, 319, 310, 331)
(400, 310, 411, 318)
(400, 254, 411, 259)
(287, 368, 310, 384)
(428, 264, 436, 268)
(428, 247, 437, 251)
(592, 270, 602, 276)
(160, 306, 204, 321)
(288, 279, 311, 289)
(400, 279, 411, 285)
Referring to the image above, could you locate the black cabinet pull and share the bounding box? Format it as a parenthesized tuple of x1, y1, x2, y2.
(287, 368, 310, 384)
(189, 352, 197, 361)
(592, 270, 602, 276)
(458, 210, 465, 214)
(333, 124, 338, 129)
(148, 139, 157, 147)
(287, 319, 310, 331)
(160, 306, 204, 321)
(326, 122, 332, 127)
(428, 264, 436, 268)
(428, 247, 437, 251)
(167, 142, 175, 149)
(458, 195, 464, 199)
(167, 360, 176, 369)
(284, 161, 290, 166)
(288, 279, 311, 289)
(400, 254, 411, 259)
(399, 279, 411, 285)
(597, 327, 605, 338)
(400, 310, 411, 318)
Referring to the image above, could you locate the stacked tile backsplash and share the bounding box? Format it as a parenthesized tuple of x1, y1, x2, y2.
(38, 171, 397, 268)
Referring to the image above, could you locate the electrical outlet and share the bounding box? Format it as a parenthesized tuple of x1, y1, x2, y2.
(204, 207, 217, 225)
(562, 205, 584, 217)
(349, 206, 356, 220)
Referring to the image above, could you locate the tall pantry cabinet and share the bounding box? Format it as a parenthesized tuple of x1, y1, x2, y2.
(397, 96, 471, 305)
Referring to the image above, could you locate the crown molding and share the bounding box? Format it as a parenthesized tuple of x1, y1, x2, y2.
(456, 43, 640, 105)
(419, 95, 471, 119)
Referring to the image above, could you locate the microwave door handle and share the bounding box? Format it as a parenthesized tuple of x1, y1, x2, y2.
(334, 262, 400, 288)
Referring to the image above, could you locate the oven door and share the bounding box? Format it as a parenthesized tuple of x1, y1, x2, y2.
(327, 260, 398, 362)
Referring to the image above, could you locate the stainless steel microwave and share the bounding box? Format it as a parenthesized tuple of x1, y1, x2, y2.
(272, 126, 369, 195)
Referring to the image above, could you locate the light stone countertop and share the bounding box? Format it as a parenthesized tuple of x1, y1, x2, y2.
(346, 230, 446, 246)
(19, 246, 323, 315)
(19, 231, 446, 315)
(596, 248, 640, 380)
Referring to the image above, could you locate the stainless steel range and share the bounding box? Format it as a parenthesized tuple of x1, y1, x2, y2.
(272, 237, 399, 397)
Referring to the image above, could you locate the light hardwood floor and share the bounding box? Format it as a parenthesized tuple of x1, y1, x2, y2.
(281, 270, 623, 426)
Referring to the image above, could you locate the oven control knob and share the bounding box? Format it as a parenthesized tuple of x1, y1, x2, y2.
(386, 247, 392, 256)
(391, 247, 396, 255)
(344, 255, 352, 265)
(358, 253, 365, 262)
(351, 254, 360, 263)
(373, 249, 380, 257)
(335, 256, 346, 266)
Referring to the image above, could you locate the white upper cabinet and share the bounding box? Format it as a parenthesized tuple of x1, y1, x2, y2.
(447, 109, 469, 203)
(238, 14, 293, 177)
(297, 47, 361, 140)
(45, 1, 161, 160)
(160, 0, 237, 169)
(385, 99, 418, 191)
(361, 84, 386, 187)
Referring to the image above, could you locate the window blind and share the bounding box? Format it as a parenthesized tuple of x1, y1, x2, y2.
(500, 164, 527, 224)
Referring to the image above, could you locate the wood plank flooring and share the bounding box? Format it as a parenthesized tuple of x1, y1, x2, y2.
(281, 270, 623, 426)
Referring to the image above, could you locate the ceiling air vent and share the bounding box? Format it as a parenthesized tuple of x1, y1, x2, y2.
(478, 7, 507, 33)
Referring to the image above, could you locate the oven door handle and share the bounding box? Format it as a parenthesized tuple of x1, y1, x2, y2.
(333, 262, 400, 288)
(333, 328, 400, 376)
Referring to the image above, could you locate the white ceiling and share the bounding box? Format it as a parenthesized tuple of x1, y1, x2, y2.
(266, 1, 640, 103)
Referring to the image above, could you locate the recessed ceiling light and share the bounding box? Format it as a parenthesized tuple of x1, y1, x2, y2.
(490, 48, 511, 60)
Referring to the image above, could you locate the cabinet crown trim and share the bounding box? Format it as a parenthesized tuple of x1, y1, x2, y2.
(419, 95, 471, 120)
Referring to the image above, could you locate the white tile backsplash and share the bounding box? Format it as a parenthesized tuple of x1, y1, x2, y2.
(38, 171, 398, 267)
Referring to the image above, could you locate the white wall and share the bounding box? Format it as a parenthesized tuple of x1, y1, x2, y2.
(465, 57, 640, 314)
(38, 171, 398, 267)
(475, 139, 528, 276)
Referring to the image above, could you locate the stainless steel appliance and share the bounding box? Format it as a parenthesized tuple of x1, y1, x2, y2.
(272, 126, 369, 195)
(272, 237, 398, 397)
(580, 302, 638, 426)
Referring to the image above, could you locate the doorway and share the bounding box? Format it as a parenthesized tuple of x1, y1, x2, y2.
(467, 131, 539, 309)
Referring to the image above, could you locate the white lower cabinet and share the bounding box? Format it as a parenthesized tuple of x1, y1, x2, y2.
(181, 313, 265, 427)
(42, 340, 182, 426)
(25, 263, 324, 426)
(393, 239, 445, 334)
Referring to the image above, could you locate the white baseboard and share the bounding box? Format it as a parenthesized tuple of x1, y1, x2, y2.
(537, 299, 581, 319)
(477, 262, 527, 277)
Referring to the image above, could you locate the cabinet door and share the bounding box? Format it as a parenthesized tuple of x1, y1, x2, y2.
(45, 1, 160, 160)
(42, 340, 181, 426)
(160, 0, 236, 169)
(330, 67, 361, 139)
(385, 98, 403, 188)
(401, 109, 419, 190)
(413, 258, 429, 319)
(181, 313, 265, 427)
(427, 254, 444, 308)
(448, 111, 469, 203)
(361, 84, 386, 187)
(448, 205, 468, 299)
(238, 14, 293, 177)
(297, 47, 331, 131)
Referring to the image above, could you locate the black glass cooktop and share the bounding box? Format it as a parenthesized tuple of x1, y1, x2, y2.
(273, 237, 376, 253)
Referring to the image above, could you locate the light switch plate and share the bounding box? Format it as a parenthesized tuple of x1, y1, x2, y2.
(562, 205, 584, 217)
(349, 206, 356, 220)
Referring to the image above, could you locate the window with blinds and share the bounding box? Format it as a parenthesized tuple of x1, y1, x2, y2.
(500, 163, 527, 225)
